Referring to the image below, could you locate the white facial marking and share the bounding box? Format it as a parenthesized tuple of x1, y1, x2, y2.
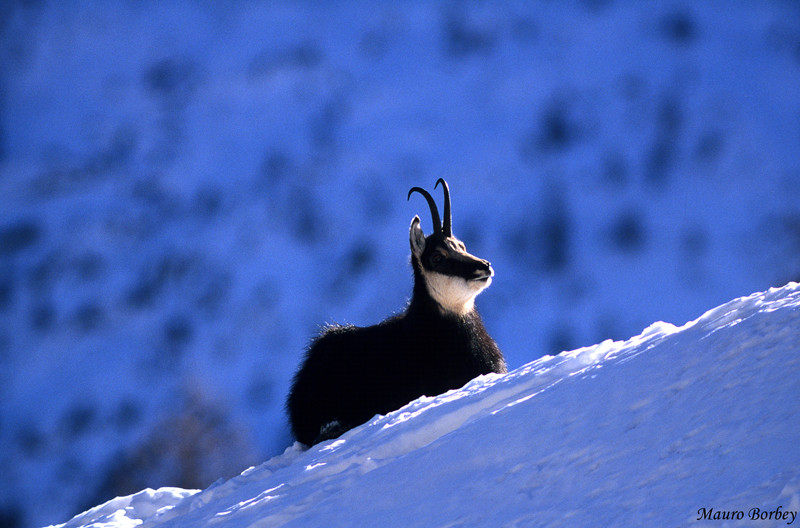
(423, 270, 491, 315)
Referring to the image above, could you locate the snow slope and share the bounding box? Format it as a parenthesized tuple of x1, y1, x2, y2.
(52, 282, 800, 528)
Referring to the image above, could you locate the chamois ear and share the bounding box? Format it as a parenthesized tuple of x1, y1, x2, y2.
(410, 215, 426, 257)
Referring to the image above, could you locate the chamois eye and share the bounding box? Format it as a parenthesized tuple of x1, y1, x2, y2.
(431, 254, 444, 264)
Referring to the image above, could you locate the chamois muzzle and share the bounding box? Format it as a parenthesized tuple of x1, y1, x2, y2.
(467, 257, 493, 282)
(430, 246, 493, 282)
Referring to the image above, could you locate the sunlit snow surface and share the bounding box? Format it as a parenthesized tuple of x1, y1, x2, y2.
(53, 283, 800, 528)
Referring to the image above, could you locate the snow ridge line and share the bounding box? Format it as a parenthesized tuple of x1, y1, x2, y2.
(94, 283, 800, 528)
(54, 488, 197, 528)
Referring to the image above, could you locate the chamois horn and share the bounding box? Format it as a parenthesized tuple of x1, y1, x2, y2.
(408, 185, 442, 237)
(435, 178, 452, 237)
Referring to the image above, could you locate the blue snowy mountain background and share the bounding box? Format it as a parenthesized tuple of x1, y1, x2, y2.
(1, 2, 799, 527)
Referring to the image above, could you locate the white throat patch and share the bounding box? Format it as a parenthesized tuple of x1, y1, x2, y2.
(423, 270, 491, 315)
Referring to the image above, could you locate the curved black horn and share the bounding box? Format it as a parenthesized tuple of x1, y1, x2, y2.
(408, 186, 442, 236)
(435, 178, 452, 237)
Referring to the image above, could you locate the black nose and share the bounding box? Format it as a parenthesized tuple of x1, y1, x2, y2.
(472, 260, 493, 280)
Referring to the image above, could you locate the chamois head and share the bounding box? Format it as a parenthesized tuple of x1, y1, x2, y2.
(408, 179, 494, 315)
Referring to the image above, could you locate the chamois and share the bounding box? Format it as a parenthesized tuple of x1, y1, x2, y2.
(286, 179, 506, 446)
